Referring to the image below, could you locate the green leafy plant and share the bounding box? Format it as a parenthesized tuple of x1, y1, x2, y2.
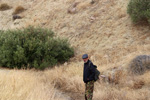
(0, 27, 74, 70)
(127, 0, 150, 24)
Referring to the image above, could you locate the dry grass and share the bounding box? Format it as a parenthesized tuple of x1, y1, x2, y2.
(0, 69, 68, 100)
(0, 0, 150, 99)
(12, 6, 25, 15)
(0, 3, 11, 11)
(1, 59, 150, 100)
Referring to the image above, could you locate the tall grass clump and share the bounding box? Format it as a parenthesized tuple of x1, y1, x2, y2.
(0, 3, 11, 11)
(0, 27, 74, 70)
(12, 6, 25, 15)
(127, 0, 150, 24)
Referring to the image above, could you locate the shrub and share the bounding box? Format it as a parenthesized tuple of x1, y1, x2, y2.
(0, 3, 11, 11)
(129, 55, 150, 75)
(0, 27, 74, 70)
(13, 6, 25, 15)
(127, 0, 150, 24)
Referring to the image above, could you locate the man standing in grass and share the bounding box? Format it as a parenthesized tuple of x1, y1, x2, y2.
(82, 54, 95, 100)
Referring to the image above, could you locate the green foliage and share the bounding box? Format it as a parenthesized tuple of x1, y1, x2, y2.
(127, 0, 150, 24)
(0, 27, 74, 70)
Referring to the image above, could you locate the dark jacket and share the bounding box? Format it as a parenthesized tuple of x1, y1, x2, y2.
(83, 60, 95, 83)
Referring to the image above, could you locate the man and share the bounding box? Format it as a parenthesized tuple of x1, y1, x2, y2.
(82, 54, 95, 100)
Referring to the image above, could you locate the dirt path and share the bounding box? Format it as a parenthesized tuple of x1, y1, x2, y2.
(62, 91, 84, 100)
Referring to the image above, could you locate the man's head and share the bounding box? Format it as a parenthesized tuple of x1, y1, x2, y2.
(82, 54, 89, 63)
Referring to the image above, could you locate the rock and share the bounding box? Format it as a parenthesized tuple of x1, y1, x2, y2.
(12, 15, 22, 21)
(67, 2, 80, 14)
(64, 62, 68, 66)
(68, 7, 76, 14)
(90, 1, 95, 4)
(90, 16, 96, 22)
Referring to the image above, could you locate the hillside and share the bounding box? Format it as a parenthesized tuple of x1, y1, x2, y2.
(0, 0, 150, 100)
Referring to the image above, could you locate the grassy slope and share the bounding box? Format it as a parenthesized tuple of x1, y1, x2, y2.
(0, 0, 150, 100)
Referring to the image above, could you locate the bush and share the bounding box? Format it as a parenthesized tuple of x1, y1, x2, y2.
(129, 55, 150, 75)
(0, 27, 74, 70)
(127, 0, 150, 24)
(0, 3, 11, 11)
(13, 6, 25, 15)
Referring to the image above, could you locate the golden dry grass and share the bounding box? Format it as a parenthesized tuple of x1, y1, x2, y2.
(1, 59, 150, 100)
(0, 69, 68, 100)
(0, 0, 150, 99)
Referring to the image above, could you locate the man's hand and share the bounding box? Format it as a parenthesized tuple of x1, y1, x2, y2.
(97, 75, 106, 83)
(100, 75, 106, 79)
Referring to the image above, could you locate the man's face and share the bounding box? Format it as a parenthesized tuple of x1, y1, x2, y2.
(83, 58, 89, 63)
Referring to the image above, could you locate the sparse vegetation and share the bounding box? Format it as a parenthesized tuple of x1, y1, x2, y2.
(127, 0, 150, 24)
(12, 6, 25, 14)
(0, 26, 74, 70)
(129, 55, 150, 74)
(0, 3, 11, 11)
(1, 0, 150, 100)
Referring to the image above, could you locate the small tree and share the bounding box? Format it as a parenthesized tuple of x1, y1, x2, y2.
(127, 0, 150, 24)
(0, 27, 74, 70)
